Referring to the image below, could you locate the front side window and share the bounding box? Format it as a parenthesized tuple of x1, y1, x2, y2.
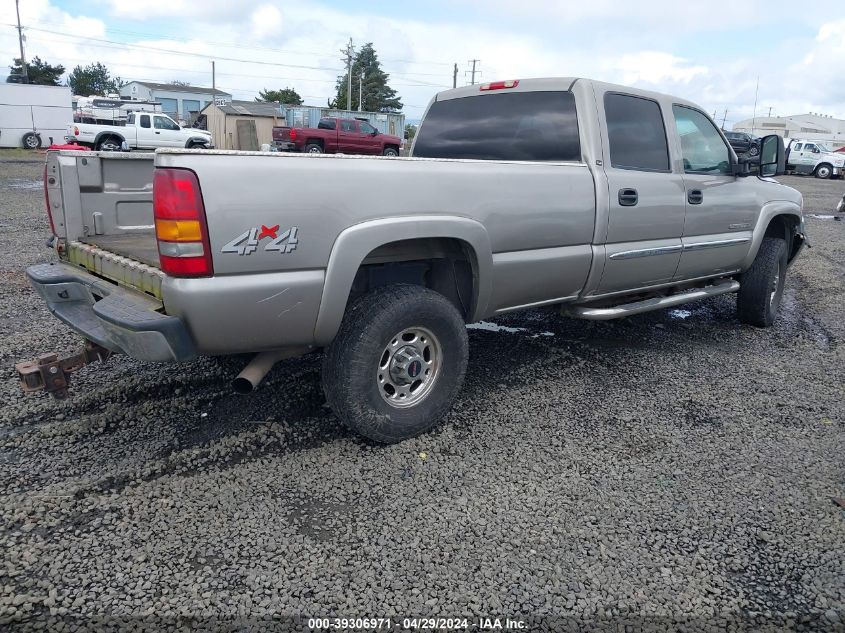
(803, 143, 817, 153)
(413, 90, 580, 162)
(359, 122, 376, 134)
(604, 93, 670, 171)
(672, 105, 731, 175)
(154, 116, 179, 131)
(339, 120, 357, 132)
(140, 114, 151, 129)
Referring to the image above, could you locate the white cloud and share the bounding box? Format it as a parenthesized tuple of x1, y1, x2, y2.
(3, 1, 844, 125)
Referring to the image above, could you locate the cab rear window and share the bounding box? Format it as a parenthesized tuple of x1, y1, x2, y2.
(413, 91, 580, 162)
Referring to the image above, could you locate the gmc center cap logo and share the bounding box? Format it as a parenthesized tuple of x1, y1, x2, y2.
(222, 224, 299, 255)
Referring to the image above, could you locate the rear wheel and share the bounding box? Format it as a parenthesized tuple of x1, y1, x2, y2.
(304, 142, 323, 154)
(322, 284, 469, 443)
(747, 145, 759, 157)
(21, 132, 41, 150)
(814, 163, 833, 179)
(96, 137, 122, 152)
(737, 237, 788, 327)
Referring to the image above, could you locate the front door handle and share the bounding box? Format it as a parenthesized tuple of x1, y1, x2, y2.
(155, 131, 161, 134)
(688, 189, 703, 205)
(618, 188, 638, 206)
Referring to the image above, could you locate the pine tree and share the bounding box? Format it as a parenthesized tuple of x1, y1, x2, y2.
(330, 43, 402, 112)
(9, 57, 65, 85)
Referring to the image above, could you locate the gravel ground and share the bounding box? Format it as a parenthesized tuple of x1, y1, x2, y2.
(1, 155, 844, 632)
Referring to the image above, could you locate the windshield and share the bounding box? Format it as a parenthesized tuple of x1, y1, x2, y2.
(815, 143, 832, 152)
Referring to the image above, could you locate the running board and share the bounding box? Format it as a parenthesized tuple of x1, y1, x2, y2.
(563, 280, 740, 321)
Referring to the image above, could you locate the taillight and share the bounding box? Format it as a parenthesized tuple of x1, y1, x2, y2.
(289, 128, 298, 141)
(153, 168, 213, 277)
(480, 80, 519, 91)
(43, 164, 56, 235)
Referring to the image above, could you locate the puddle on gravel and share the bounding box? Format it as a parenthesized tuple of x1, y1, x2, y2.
(6, 179, 42, 190)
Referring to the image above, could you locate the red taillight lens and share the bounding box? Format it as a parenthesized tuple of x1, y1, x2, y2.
(289, 128, 298, 141)
(479, 80, 519, 91)
(153, 168, 213, 277)
(43, 164, 57, 235)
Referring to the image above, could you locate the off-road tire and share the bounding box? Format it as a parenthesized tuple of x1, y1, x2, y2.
(814, 163, 833, 179)
(322, 284, 469, 443)
(737, 237, 788, 327)
(304, 142, 323, 154)
(22, 132, 41, 150)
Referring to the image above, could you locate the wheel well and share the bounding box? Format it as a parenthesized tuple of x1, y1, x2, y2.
(96, 132, 124, 146)
(305, 138, 324, 147)
(349, 238, 477, 319)
(765, 214, 801, 261)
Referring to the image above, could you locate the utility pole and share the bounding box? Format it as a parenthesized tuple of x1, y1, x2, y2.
(750, 75, 759, 137)
(721, 109, 728, 129)
(453, 63, 458, 89)
(358, 73, 364, 111)
(211, 61, 216, 91)
(340, 38, 355, 111)
(15, 0, 28, 81)
(767, 106, 772, 118)
(467, 59, 481, 85)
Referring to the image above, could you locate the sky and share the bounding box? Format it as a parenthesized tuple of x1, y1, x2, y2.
(2, 0, 844, 127)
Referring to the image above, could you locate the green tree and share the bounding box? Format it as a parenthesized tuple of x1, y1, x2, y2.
(67, 62, 124, 95)
(9, 57, 65, 85)
(404, 123, 417, 141)
(330, 43, 402, 112)
(256, 87, 303, 105)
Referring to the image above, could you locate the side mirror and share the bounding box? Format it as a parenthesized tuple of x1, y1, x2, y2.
(758, 135, 785, 178)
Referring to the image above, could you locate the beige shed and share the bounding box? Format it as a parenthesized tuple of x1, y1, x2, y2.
(200, 100, 284, 150)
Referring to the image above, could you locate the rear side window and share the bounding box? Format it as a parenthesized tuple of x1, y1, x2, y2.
(140, 115, 151, 129)
(413, 91, 580, 162)
(604, 93, 669, 171)
(317, 119, 336, 130)
(340, 120, 356, 132)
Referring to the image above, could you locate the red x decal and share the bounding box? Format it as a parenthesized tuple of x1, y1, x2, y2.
(258, 224, 279, 240)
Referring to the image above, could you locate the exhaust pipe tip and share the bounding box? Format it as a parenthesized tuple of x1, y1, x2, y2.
(232, 376, 256, 395)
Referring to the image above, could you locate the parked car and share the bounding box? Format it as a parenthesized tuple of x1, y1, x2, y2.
(273, 117, 402, 156)
(67, 112, 212, 151)
(19, 78, 805, 444)
(784, 139, 844, 179)
(724, 131, 759, 157)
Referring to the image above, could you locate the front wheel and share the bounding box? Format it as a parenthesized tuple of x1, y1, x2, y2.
(382, 146, 399, 157)
(21, 132, 41, 150)
(322, 284, 469, 443)
(737, 236, 788, 327)
(747, 145, 759, 157)
(814, 163, 833, 179)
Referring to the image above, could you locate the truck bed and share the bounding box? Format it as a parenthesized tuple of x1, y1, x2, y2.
(80, 232, 159, 268)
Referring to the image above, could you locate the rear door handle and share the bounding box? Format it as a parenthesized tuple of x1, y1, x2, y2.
(618, 188, 638, 206)
(688, 189, 703, 205)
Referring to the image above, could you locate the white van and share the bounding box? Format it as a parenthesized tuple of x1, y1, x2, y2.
(0, 83, 72, 149)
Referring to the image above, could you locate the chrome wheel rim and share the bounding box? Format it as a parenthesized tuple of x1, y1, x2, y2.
(818, 166, 830, 178)
(307, 146, 321, 153)
(377, 326, 441, 408)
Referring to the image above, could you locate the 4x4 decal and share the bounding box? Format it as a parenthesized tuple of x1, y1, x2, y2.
(222, 224, 299, 255)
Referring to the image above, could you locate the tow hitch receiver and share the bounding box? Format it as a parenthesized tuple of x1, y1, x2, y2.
(15, 342, 112, 399)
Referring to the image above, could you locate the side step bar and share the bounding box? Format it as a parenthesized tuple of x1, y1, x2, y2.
(563, 280, 740, 321)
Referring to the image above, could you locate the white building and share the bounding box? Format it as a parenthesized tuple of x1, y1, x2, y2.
(733, 113, 845, 149)
(119, 82, 232, 124)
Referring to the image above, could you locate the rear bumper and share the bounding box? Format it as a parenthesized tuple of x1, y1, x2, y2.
(272, 141, 296, 151)
(27, 262, 196, 362)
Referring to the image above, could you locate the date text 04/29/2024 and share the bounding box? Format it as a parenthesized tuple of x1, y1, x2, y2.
(307, 617, 527, 630)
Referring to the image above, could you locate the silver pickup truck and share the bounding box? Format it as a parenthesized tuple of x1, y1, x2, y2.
(19, 78, 807, 443)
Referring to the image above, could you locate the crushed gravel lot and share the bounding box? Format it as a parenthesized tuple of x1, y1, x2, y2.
(1, 154, 843, 631)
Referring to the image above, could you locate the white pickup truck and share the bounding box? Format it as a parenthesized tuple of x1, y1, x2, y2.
(785, 139, 844, 179)
(67, 111, 213, 151)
